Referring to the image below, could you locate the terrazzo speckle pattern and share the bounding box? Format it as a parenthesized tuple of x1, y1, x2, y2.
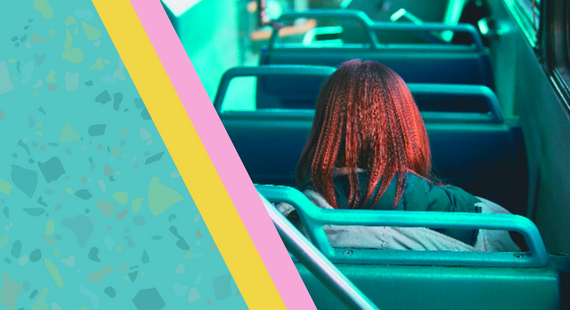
(0, 1, 247, 309)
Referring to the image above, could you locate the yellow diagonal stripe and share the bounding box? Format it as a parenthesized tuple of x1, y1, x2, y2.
(91, 1, 286, 308)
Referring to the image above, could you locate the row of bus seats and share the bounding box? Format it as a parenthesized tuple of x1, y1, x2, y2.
(247, 10, 524, 212)
(258, 10, 494, 100)
(213, 9, 557, 309)
(256, 184, 565, 310)
(215, 65, 527, 215)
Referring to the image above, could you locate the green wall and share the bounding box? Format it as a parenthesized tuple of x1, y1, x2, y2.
(163, 0, 242, 101)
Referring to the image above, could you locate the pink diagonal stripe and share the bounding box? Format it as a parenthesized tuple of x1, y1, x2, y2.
(128, 0, 317, 308)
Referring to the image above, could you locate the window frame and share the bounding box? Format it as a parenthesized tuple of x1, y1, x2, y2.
(542, 0, 570, 110)
(503, 0, 541, 48)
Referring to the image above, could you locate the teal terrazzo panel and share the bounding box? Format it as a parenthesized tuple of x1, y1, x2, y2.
(0, 1, 248, 309)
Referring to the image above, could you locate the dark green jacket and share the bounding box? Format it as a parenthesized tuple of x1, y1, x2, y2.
(299, 172, 481, 246)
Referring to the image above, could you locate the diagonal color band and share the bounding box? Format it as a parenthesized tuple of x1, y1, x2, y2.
(126, 1, 317, 309)
(91, 0, 302, 308)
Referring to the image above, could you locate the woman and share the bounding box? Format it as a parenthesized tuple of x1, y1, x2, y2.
(279, 59, 519, 252)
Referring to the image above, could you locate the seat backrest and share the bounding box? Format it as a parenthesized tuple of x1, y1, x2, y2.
(344, 0, 449, 23)
(257, 184, 548, 267)
(258, 185, 565, 310)
(295, 261, 564, 310)
(220, 110, 526, 211)
(214, 65, 336, 112)
(216, 65, 527, 213)
(216, 66, 502, 120)
(261, 10, 494, 89)
(262, 49, 493, 87)
(221, 111, 521, 204)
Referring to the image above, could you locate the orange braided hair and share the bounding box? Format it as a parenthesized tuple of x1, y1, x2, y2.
(296, 59, 431, 209)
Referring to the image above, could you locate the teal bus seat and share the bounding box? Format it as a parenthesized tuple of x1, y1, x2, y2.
(216, 66, 502, 118)
(257, 184, 569, 310)
(257, 184, 547, 267)
(215, 65, 336, 111)
(259, 10, 494, 93)
(221, 111, 527, 214)
(215, 66, 528, 214)
(295, 260, 567, 310)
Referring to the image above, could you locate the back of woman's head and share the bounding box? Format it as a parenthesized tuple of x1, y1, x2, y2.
(296, 59, 431, 209)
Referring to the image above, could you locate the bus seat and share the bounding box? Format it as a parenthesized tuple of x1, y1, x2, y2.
(256, 184, 563, 310)
(221, 111, 527, 214)
(295, 262, 564, 310)
(260, 48, 493, 87)
(216, 66, 500, 117)
(257, 80, 501, 115)
(216, 65, 527, 213)
(260, 10, 494, 89)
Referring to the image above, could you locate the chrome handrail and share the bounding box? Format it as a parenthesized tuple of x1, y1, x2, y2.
(259, 193, 380, 310)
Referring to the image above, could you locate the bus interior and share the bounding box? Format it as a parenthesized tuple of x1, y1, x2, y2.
(164, 0, 570, 308)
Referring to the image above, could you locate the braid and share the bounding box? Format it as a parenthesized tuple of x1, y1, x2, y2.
(296, 59, 432, 209)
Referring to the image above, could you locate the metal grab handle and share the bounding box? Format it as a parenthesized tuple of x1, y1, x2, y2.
(259, 194, 380, 310)
(271, 9, 484, 51)
(277, 9, 374, 23)
(257, 184, 549, 268)
(213, 65, 336, 112)
(272, 10, 376, 49)
(477, 17, 505, 38)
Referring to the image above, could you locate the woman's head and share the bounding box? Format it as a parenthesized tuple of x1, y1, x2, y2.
(296, 59, 431, 209)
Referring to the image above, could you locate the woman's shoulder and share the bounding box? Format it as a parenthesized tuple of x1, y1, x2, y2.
(404, 174, 481, 213)
(299, 172, 483, 213)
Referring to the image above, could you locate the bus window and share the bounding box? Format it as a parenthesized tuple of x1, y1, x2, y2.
(543, 0, 570, 109)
